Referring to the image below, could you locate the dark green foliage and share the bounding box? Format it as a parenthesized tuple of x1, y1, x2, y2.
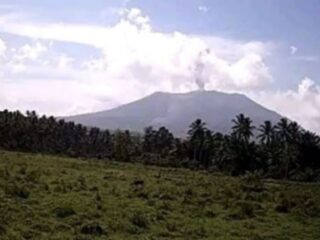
(228, 200, 257, 219)
(5, 183, 30, 199)
(130, 211, 150, 229)
(0, 110, 320, 181)
(80, 223, 104, 236)
(53, 206, 76, 218)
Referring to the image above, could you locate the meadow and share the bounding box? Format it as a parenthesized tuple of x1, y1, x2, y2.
(0, 150, 319, 240)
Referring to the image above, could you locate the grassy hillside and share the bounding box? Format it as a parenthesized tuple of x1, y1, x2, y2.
(0, 151, 319, 240)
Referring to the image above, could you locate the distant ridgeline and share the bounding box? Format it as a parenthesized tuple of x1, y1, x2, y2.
(1, 109, 320, 181)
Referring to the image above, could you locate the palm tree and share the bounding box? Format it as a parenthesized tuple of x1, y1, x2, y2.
(188, 119, 207, 163)
(258, 121, 275, 145)
(202, 129, 214, 168)
(230, 114, 256, 175)
(188, 119, 206, 137)
(275, 118, 301, 179)
(275, 118, 290, 143)
(232, 114, 255, 143)
(288, 121, 301, 143)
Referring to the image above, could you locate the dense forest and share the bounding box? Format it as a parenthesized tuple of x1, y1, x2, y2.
(0, 109, 320, 181)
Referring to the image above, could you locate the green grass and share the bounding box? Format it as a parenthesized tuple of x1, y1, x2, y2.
(0, 151, 319, 240)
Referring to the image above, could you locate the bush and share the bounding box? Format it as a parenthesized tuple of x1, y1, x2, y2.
(5, 183, 30, 199)
(228, 200, 257, 219)
(241, 171, 264, 192)
(18, 165, 27, 175)
(275, 196, 291, 213)
(290, 168, 320, 182)
(53, 206, 76, 218)
(275, 190, 319, 217)
(25, 169, 41, 183)
(130, 211, 149, 229)
(80, 223, 104, 236)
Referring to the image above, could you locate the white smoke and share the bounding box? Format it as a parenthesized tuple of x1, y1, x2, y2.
(192, 49, 210, 90)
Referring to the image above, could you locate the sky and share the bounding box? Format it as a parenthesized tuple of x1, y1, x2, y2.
(0, 0, 320, 132)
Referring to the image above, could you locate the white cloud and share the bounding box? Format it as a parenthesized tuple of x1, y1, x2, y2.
(294, 55, 318, 63)
(6, 41, 48, 73)
(290, 46, 318, 62)
(8, 7, 320, 132)
(125, 8, 150, 29)
(198, 5, 209, 13)
(290, 45, 297, 55)
(57, 54, 74, 70)
(16, 42, 47, 61)
(0, 8, 271, 111)
(0, 79, 115, 116)
(0, 37, 6, 56)
(252, 77, 320, 133)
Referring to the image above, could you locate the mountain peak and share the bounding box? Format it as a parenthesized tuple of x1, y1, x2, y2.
(150, 89, 246, 98)
(64, 90, 282, 136)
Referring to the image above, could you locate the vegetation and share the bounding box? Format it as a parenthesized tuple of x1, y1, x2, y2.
(0, 151, 319, 239)
(1, 110, 320, 181)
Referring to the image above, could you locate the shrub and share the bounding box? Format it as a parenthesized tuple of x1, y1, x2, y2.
(25, 169, 41, 183)
(228, 200, 257, 219)
(80, 223, 104, 236)
(241, 171, 264, 193)
(275, 190, 320, 217)
(166, 221, 181, 232)
(290, 168, 320, 182)
(95, 192, 102, 202)
(204, 209, 217, 218)
(275, 196, 291, 213)
(18, 165, 27, 175)
(53, 206, 76, 218)
(5, 183, 30, 199)
(130, 211, 149, 229)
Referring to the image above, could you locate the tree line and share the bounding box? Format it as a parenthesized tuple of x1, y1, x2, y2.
(0, 109, 319, 181)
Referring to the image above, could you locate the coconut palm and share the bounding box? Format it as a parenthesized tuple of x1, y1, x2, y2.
(275, 118, 290, 143)
(188, 119, 207, 163)
(258, 121, 275, 145)
(232, 114, 255, 143)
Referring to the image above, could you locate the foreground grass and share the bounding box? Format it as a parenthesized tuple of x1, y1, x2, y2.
(0, 151, 319, 239)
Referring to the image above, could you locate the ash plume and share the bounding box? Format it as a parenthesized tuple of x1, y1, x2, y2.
(193, 48, 210, 90)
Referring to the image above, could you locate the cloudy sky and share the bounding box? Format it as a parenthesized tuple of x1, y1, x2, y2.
(0, 0, 320, 132)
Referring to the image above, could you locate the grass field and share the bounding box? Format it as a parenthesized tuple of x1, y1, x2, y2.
(0, 151, 319, 240)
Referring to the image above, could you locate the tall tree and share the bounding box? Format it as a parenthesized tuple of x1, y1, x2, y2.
(230, 114, 256, 175)
(187, 119, 207, 164)
(275, 118, 300, 179)
(231, 114, 255, 144)
(258, 121, 275, 145)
